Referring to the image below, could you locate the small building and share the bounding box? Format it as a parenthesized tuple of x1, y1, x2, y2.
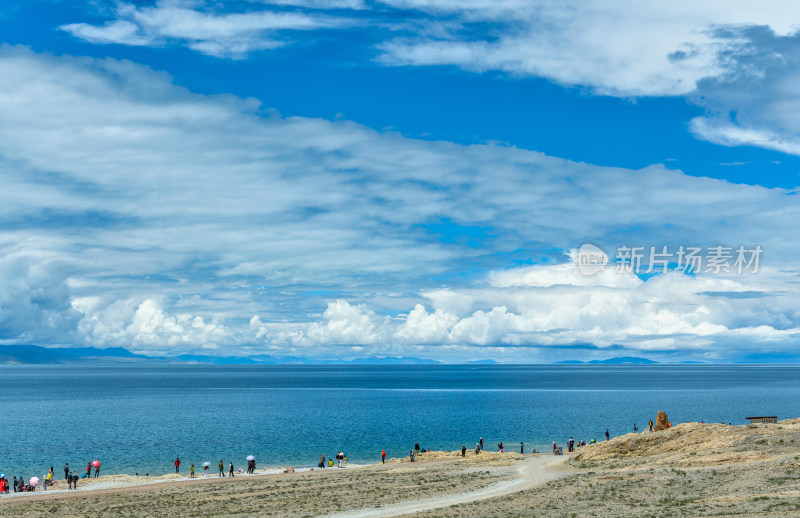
(746, 416, 777, 424)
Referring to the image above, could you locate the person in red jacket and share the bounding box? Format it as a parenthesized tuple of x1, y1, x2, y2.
(0, 476, 7, 493)
(381, 450, 386, 464)
(174, 457, 181, 473)
(86, 463, 91, 478)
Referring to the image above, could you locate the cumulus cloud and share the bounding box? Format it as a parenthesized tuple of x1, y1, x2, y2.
(0, 246, 81, 345)
(250, 300, 389, 348)
(250, 262, 800, 361)
(1, 46, 799, 359)
(73, 298, 231, 354)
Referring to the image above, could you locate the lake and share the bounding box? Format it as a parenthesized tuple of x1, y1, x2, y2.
(0, 364, 797, 477)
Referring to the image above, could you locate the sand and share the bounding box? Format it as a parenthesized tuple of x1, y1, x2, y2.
(2, 420, 800, 517)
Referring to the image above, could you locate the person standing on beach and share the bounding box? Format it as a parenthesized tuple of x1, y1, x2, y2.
(64, 462, 70, 480)
(475, 443, 480, 455)
(94, 464, 100, 478)
(605, 429, 610, 441)
(72, 471, 79, 489)
(520, 442, 524, 454)
(86, 463, 91, 479)
(190, 464, 195, 478)
(320, 454, 326, 468)
(414, 442, 419, 457)
(462, 445, 466, 457)
(479, 437, 483, 450)
(649, 419, 653, 432)
(381, 450, 386, 464)
(229, 462, 234, 477)
(12, 476, 17, 493)
(175, 457, 181, 473)
(218, 460, 225, 477)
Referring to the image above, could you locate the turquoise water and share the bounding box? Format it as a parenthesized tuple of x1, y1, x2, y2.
(0, 364, 797, 478)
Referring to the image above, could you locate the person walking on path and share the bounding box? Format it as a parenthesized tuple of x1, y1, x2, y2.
(229, 462, 234, 477)
(605, 429, 610, 441)
(381, 450, 386, 464)
(190, 464, 195, 478)
(218, 460, 225, 477)
(72, 471, 79, 489)
(175, 457, 181, 473)
(64, 463, 70, 481)
(414, 442, 420, 457)
(462, 445, 467, 457)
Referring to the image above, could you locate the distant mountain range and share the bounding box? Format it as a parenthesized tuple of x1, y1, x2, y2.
(0, 345, 441, 365)
(0, 346, 675, 365)
(555, 356, 658, 365)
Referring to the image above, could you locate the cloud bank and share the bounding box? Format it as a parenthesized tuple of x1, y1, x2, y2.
(0, 46, 798, 360)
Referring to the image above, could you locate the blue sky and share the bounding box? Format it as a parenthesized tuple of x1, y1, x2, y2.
(1, 0, 799, 362)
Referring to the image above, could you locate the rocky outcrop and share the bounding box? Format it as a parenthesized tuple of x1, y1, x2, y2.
(654, 411, 669, 431)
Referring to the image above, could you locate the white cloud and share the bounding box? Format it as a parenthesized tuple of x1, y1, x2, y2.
(249, 300, 389, 347)
(1, 46, 799, 359)
(73, 297, 231, 354)
(61, 0, 349, 58)
(395, 304, 458, 343)
(377, 0, 800, 97)
(688, 28, 800, 156)
(246, 262, 800, 360)
(56, 0, 800, 156)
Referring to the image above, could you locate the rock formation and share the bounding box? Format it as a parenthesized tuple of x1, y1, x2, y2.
(654, 410, 669, 431)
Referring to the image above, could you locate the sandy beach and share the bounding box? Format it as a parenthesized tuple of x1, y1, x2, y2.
(2, 419, 800, 517)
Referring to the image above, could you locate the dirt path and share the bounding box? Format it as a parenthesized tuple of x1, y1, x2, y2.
(319, 454, 573, 518)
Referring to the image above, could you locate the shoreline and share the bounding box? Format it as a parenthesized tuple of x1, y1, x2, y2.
(1, 420, 799, 517)
(0, 450, 529, 504)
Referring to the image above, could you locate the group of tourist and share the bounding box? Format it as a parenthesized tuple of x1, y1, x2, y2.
(0, 461, 98, 495)
(317, 452, 348, 468)
(0, 475, 35, 493)
(179, 457, 255, 478)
